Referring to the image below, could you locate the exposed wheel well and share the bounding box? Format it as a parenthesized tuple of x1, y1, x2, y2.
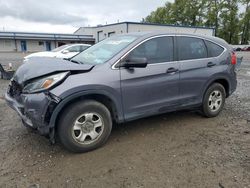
(83, 94, 118, 122)
(55, 94, 118, 130)
(212, 79, 230, 97)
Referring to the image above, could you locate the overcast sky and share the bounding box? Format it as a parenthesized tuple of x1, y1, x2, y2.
(0, 0, 169, 33)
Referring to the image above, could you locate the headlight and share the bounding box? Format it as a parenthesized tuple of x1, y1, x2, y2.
(23, 72, 69, 93)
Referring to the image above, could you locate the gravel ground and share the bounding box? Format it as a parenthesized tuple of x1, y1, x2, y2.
(0, 52, 249, 187)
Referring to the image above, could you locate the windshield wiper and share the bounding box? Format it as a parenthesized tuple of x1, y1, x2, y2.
(71, 59, 82, 64)
(64, 58, 82, 64)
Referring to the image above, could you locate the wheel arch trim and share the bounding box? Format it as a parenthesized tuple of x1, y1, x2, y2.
(202, 75, 231, 99)
(48, 90, 124, 130)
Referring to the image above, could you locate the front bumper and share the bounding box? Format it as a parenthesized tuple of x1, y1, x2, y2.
(5, 89, 59, 137)
(5, 92, 33, 127)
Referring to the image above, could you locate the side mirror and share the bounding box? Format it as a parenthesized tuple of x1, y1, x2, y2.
(62, 49, 69, 54)
(121, 57, 148, 68)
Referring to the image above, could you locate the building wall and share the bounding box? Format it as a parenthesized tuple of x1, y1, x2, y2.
(76, 23, 127, 42)
(75, 23, 214, 43)
(28, 40, 54, 52)
(128, 24, 214, 36)
(0, 39, 16, 52)
(20, 40, 54, 52)
(75, 27, 95, 36)
(94, 23, 127, 42)
(0, 39, 92, 52)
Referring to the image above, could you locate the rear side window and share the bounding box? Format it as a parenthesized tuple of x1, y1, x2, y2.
(177, 37, 207, 60)
(205, 40, 224, 57)
(127, 36, 174, 64)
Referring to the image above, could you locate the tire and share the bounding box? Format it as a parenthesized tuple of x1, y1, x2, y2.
(57, 100, 112, 153)
(202, 83, 226, 118)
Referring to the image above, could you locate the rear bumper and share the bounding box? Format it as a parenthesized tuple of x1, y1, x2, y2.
(229, 71, 237, 96)
(230, 79, 237, 95)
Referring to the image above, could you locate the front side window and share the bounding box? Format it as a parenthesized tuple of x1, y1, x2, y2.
(71, 35, 139, 64)
(205, 40, 224, 57)
(126, 36, 174, 64)
(177, 37, 207, 61)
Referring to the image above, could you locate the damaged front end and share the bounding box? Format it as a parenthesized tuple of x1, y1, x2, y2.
(5, 79, 61, 143)
(5, 57, 94, 143)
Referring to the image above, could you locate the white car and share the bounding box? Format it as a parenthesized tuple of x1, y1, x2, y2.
(24, 44, 91, 61)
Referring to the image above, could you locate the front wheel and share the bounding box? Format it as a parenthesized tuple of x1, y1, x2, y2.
(202, 83, 226, 118)
(57, 100, 112, 153)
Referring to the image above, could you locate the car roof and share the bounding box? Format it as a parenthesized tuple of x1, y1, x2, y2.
(69, 43, 91, 47)
(120, 31, 230, 49)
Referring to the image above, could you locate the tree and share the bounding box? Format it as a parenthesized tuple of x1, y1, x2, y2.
(170, 0, 188, 25)
(144, 0, 208, 26)
(142, 0, 246, 44)
(204, 0, 224, 36)
(240, 0, 250, 44)
(218, 0, 240, 44)
(143, 2, 174, 24)
(182, 0, 207, 26)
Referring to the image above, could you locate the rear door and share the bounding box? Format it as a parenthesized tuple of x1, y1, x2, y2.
(177, 36, 224, 105)
(120, 36, 180, 120)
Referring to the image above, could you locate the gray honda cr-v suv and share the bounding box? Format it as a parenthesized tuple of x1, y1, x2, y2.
(5, 32, 237, 152)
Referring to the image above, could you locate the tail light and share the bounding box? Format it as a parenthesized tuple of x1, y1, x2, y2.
(231, 52, 237, 65)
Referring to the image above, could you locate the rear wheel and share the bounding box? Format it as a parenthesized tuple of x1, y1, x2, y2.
(58, 100, 112, 153)
(202, 83, 226, 118)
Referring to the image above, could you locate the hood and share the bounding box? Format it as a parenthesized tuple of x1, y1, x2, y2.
(13, 57, 94, 84)
(25, 51, 56, 59)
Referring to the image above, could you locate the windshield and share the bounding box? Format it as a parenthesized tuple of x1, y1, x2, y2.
(52, 45, 70, 52)
(71, 35, 139, 64)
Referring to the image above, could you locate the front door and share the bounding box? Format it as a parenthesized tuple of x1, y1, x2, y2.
(97, 31, 104, 42)
(120, 36, 180, 120)
(45, 41, 51, 51)
(20, 40, 27, 52)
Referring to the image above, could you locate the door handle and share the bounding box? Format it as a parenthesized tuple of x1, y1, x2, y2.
(207, 62, 216, 67)
(166, 67, 179, 74)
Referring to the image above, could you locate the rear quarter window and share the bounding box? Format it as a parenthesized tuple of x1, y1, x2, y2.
(205, 40, 224, 57)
